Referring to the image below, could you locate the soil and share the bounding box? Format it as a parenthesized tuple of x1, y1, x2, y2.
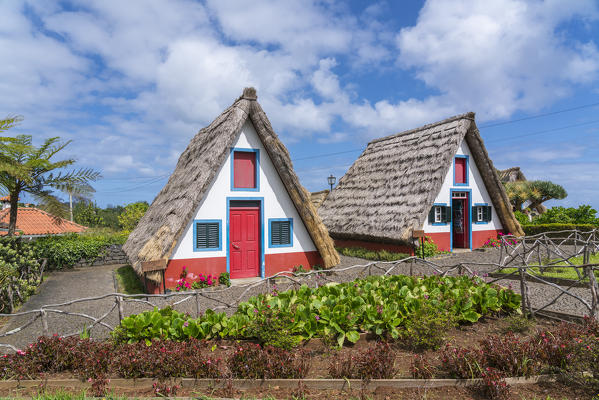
(3, 380, 592, 400)
(1, 315, 595, 399)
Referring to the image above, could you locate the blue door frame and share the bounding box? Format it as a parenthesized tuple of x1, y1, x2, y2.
(226, 197, 265, 278)
(449, 189, 472, 251)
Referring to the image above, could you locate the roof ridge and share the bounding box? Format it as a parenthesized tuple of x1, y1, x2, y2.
(368, 111, 475, 145)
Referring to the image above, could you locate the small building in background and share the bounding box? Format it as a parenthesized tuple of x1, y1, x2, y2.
(319, 112, 523, 253)
(0, 207, 87, 237)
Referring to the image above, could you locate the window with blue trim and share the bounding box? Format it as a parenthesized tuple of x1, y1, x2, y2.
(269, 218, 293, 247)
(428, 205, 450, 224)
(193, 220, 221, 251)
(472, 205, 492, 223)
(454, 156, 469, 186)
(231, 148, 260, 191)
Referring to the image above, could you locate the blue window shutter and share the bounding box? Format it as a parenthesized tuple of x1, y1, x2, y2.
(271, 221, 291, 245)
(196, 222, 219, 249)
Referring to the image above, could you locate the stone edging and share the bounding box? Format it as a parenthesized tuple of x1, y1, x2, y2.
(0, 375, 558, 391)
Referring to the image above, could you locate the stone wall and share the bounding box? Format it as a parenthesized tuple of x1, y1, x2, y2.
(73, 244, 129, 267)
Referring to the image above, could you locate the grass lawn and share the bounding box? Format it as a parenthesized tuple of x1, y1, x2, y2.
(499, 252, 599, 281)
(114, 265, 145, 294)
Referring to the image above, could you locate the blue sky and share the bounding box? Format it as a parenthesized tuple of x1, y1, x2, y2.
(2, 0, 599, 210)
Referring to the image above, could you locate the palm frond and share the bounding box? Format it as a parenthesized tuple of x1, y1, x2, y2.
(0, 116, 23, 133)
(31, 190, 68, 222)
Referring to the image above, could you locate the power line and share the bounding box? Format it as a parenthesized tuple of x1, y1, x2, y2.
(479, 101, 599, 129)
(292, 148, 363, 162)
(100, 174, 170, 181)
(99, 175, 167, 193)
(486, 118, 599, 143)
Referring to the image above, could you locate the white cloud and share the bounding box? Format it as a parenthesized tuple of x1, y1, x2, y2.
(2, 0, 599, 203)
(317, 132, 349, 144)
(395, 0, 599, 120)
(502, 145, 585, 163)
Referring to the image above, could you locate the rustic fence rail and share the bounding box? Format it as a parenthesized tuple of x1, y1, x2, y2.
(0, 229, 598, 352)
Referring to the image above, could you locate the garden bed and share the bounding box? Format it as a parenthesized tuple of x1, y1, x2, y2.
(2, 274, 597, 399)
(1, 315, 597, 399)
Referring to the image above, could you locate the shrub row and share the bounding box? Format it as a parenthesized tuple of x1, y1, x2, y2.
(32, 232, 128, 270)
(411, 317, 599, 399)
(335, 246, 409, 261)
(521, 223, 598, 236)
(0, 337, 310, 382)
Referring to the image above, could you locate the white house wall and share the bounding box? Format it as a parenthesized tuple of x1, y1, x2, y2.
(170, 120, 317, 261)
(424, 140, 503, 233)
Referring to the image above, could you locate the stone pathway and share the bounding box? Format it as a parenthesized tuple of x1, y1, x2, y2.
(0, 264, 123, 351)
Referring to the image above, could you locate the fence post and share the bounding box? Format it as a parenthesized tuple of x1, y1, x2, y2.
(6, 284, 13, 314)
(195, 291, 201, 318)
(518, 267, 530, 317)
(585, 266, 598, 319)
(41, 309, 49, 336)
(583, 245, 590, 265)
(116, 296, 124, 322)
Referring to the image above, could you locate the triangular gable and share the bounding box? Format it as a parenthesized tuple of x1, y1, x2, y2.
(124, 88, 339, 273)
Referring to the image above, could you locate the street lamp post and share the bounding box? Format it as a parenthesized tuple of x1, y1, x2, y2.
(327, 174, 336, 191)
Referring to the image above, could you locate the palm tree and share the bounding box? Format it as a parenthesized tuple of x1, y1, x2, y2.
(0, 117, 101, 235)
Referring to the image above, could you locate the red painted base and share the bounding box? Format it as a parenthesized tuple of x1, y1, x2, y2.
(265, 251, 322, 275)
(146, 251, 323, 293)
(472, 229, 503, 249)
(333, 239, 414, 255)
(424, 229, 504, 252)
(424, 232, 451, 252)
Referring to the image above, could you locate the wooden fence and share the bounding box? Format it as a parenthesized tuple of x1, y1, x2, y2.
(0, 229, 598, 352)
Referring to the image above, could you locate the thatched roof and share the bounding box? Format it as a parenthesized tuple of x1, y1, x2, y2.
(310, 190, 329, 209)
(319, 112, 524, 244)
(123, 88, 340, 273)
(497, 167, 527, 183)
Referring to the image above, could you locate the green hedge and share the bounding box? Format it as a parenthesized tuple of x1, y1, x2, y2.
(522, 223, 599, 236)
(336, 247, 409, 261)
(33, 232, 128, 270)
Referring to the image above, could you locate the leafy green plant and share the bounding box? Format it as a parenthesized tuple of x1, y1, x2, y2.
(245, 303, 302, 349)
(0, 237, 42, 312)
(113, 274, 521, 348)
(292, 265, 308, 274)
(398, 301, 456, 350)
(118, 201, 149, 233)
(522, 223, 598, 236)
(532, 205, 599, 225)
(501, 315, 533, 334)
(219, 272, 231, 287)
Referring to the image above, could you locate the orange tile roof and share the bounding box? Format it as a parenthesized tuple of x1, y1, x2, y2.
(0, 196, 11, 201)
(0, 207, 87, 236)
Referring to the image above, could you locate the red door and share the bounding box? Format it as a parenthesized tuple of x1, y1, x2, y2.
(229, 206, 260, 279)
(452, 194, 469, 249)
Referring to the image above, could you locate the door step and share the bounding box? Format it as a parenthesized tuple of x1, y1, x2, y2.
(230, 277, 262, 286)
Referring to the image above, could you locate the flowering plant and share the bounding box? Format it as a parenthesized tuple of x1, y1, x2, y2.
(482, 232, 518, 248)
(174, 266, 191, 291)
(175, 267, 217, 291)
(192, 273, 215, 289)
